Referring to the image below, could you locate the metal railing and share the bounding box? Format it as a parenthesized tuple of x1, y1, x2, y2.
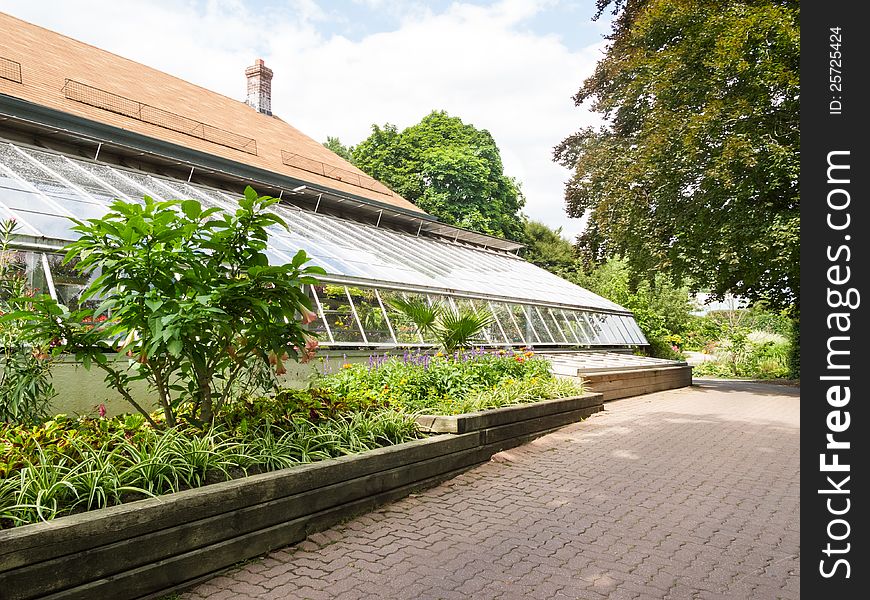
(0, 57, 22, 84)
(63, 79, 258, 155)
(281, 150, 393, 196)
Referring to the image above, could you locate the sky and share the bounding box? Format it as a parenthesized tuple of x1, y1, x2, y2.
(1, 0, 610, 240)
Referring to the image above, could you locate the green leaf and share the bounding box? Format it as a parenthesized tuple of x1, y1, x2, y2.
(180, 200, 202, 220)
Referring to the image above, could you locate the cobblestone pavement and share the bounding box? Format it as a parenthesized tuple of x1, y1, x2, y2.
(181, 380, 800, 600)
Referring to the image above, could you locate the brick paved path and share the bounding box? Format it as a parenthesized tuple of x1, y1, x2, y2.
(181, 380, 800, 600)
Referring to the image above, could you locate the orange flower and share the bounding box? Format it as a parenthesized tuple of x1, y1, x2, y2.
(342, 363, 353, 369)
(515, 355, 525, 363)
(299, 305, 318, 325)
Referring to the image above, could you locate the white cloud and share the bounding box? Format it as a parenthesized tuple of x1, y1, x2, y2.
(1, 0, 604, 240)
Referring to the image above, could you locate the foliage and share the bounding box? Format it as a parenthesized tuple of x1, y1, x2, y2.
(555, 0, 800, 311)
(323, 136, 354, 162)
(693, 327, 791, 379)
(9, 188, 325, 428)
(0, 219, 56, 424)
(0, 404, 420, 528)
(520, 220, 577, 275)
(319, 349, 574, 414)
(0, 347, 589, 528)
(787, 313, 799, 379)
(387, 297, 493, 353)
(350, 111, 525, 240)
(568, 257, 692, 358)
(645, 338, 684, 361)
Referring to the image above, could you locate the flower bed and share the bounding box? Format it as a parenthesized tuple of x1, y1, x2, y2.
(1, 351, 580, 529)
(0, 351, 602, 599)
(319, 348, 584, 414)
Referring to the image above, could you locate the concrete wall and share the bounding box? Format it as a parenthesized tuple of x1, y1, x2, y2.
(41, 350, 374, 418)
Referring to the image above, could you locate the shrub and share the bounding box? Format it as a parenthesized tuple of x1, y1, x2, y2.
(318, 349, 569, 414)
(692, 328, 791, 379)
(10, 188, 325, 428)
(1, 219, 57, 424)
(644, 337, 685, 360)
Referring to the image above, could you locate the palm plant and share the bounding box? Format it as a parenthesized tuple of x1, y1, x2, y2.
(387, 297, 492, 352)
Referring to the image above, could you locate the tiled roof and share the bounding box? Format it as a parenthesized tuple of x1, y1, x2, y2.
(0, 12, 425, 215)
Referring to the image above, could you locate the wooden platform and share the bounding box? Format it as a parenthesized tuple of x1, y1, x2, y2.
(541, 351, 693, 401)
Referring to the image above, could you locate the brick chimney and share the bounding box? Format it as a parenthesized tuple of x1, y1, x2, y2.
(245, 58, 273, 116)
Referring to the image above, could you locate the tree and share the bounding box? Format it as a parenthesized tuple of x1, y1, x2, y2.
(555, 0, 799, 312)
(323, 136, 354, 162)
(569, 257, 692, 342)
(351, 111, 526, 240)
(520, 220, 578, 275)
(12, 188, 325, 427)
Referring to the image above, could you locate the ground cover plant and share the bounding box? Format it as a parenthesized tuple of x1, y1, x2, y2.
(1, 350, 581, 528)
(0, 402, 419, 528)
(319, 348, 584, 415)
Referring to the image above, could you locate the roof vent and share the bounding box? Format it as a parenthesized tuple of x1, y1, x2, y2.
(245, 58, 273, 116)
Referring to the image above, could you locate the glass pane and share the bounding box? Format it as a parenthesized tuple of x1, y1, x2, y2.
(626, 317, 647, 344)
(314, 284, 364, 343)
(378, 289, 425, 344)
(541, 307, 569, 344)
(489, 301, 525, 345)
(454, 298, 498, 344)
(608, 315, 633, 344)
(554, 309, 581, 344)
(528, 306, 555, 344)
(347, 286, 394, 344)
(18, 148, 119, 207)
(0, 250, 50, 299)
(564, 311, 590, 345)
(575, 312, 601, 344)
(75, 163, 155, 203)
(0, 145, 106, 220)
(511, 304, 539, 345)
(306, 286, 332, 343)
(586, 313, 613, 344)
(47, 255, 103, 311)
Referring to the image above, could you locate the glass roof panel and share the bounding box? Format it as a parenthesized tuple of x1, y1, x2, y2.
(0, 141, 630, 315)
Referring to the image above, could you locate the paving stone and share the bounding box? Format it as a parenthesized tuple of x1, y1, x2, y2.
(180, 381, 800, 600)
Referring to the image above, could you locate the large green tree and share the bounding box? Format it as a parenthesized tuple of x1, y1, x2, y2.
(555, 0, 799, 311)
(520, 220, 577, 275)
(349, 111, 525, 240)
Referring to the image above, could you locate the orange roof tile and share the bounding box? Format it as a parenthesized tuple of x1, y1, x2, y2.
(0, 11, 426, 215)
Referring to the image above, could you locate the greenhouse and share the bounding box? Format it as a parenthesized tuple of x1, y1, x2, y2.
(0, 140, 644, 349)
(0, 12, 645, 351)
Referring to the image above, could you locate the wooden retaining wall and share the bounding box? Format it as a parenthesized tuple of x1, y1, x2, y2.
(0, 393, 603, 600)
(581, 366, 693, 401)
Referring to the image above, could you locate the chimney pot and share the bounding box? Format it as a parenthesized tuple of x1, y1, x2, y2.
(245, 59, 273, 116)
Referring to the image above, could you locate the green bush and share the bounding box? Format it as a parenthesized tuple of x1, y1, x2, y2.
(1, 219, 56, 424)
(692, 329, 791, 379)
(644, 338, 685, 360)
(318, 349, 562, 414)
(11, 189, 325, 428)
